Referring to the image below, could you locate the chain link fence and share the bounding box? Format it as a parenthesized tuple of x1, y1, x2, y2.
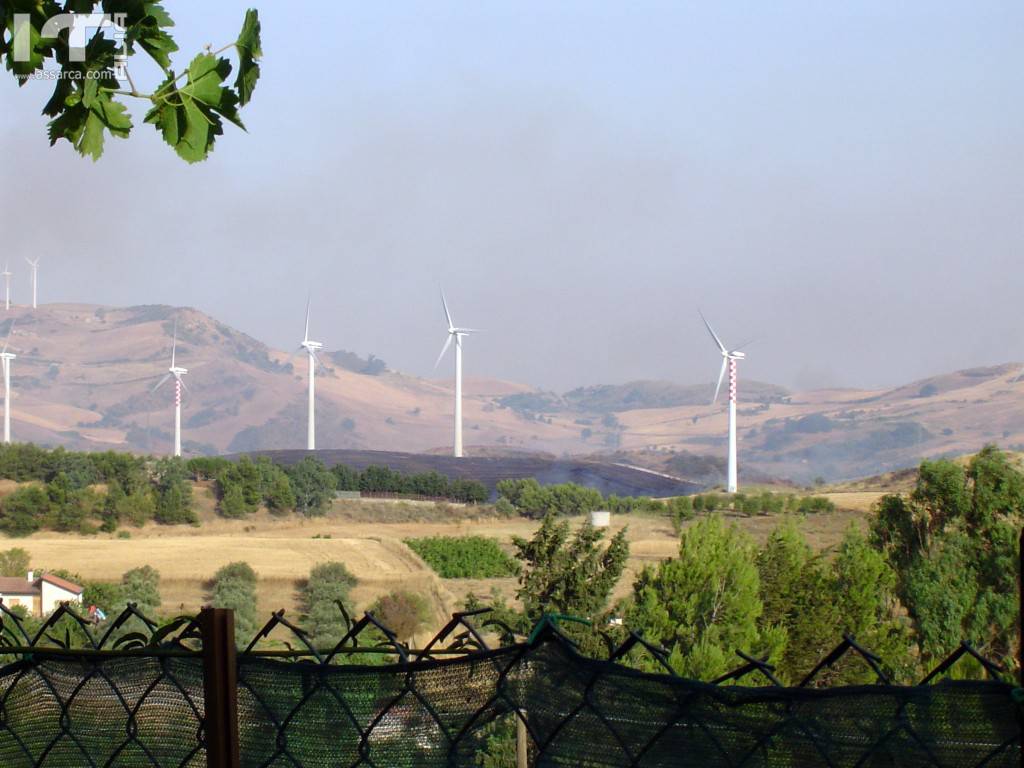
(0, 603, 1019, 767)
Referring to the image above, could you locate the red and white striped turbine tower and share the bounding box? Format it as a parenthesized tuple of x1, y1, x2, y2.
(700, 311, 747, 493)
(154, 319, 188, 457)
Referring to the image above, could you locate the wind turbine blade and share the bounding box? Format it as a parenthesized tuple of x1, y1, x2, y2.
(2, 320, 14, 354)
(171, 319, 178, 368)
(303, 298, 311, 343)
(434, 334, 453, 370)
(441, 290, 454, 329)
(178, 376, 189, 392)
(732, 338, 756, 352)
(711, 357, 727, 405)
(457, 328, 484, 334)
(310, 349, 326, 370)
(1014, 366, 1024, 383)
(153, 373, 171, 393)
(699, 310, 728, 354)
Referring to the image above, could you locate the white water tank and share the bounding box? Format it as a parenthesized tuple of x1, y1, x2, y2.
(590, 510, 611, 528)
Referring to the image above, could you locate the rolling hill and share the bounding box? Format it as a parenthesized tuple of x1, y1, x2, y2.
(4, 303, 1024, 484)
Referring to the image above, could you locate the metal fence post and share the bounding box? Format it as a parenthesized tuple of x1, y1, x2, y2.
(516, 710, 529, 768)
(200, 608, 240, 768)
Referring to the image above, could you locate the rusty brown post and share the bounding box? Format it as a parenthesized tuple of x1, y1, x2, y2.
(200, 608, 240, 768)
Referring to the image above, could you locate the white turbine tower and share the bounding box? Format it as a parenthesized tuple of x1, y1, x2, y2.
(0, 322, 16, 444)
(434, 292, 480, 458)
(701, 311, 746, 494)
(153, 322, 188, 457)
(299, 300, 323, 451)
(25, 259, 38, 309)
(1, 265, 11, 311)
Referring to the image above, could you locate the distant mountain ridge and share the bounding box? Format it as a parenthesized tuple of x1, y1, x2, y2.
(4, 304, 1024, 484)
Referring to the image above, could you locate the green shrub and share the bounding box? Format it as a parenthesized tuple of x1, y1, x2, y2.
(211, 561, 259, 645)
(302, 561, 357, 647)
(122, 565, 161, 615)
(405, 536, 518, 579)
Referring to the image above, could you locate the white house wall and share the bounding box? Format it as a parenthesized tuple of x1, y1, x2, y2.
(39, 582, 80, 615)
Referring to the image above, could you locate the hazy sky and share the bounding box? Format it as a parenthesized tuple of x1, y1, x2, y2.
(1, 2, 1021, 392)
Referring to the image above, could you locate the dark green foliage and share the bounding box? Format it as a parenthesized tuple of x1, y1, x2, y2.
(286, 457, 337, 516)
(215, 456, 296, 516)
(211, 561, 259, 644)
(351, 464, 487, 502)
(331, 464, 360, 492)
(0, 485, 48, 536)
(302, 562, 357, 648)
(513, 514, 629, 622)
(405, 537, 518, 578)
(265, 473, 297, 514)
(187, 457, 232, 481)
(1, 4, 261, 162)
(496, 479, 603, 518)
(627, 516, 783, 680)
(115, 487, 157, 528)
(869, 446, 1022, 668)
(219, 483, 248, 519)
(359, 465, 406, 493)
(152, 458, 196, 525)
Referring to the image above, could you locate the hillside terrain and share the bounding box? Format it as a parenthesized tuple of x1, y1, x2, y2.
(4, 304, 1024, 482)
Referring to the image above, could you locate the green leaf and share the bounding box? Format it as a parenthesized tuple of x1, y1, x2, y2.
(42, 78, 74, 117)
(48, 87, 132, 161)
(145, 53, 244, 164)
(235, 9, 261, 106)
(102, 0, 179, 71)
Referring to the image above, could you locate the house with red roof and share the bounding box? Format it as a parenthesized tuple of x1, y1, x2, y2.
(0, 571, 84, 617)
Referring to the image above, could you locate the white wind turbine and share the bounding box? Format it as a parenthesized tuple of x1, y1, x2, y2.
(0, 322, 16, 444)
(153, 321, 188, 457)
(434, 291, 480, 458)
(299, 300, 323, 451)
(25, 259, 38, 309)
(1, 264, 11, 311)
(700, 310, 747, 494)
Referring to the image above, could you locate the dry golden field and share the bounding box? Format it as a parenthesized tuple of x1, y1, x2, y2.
(7, 491, 882, 632)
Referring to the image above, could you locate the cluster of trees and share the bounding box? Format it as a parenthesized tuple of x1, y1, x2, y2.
(870, 447, 1021, 668)
(333, 464, 488, 503)
(0, 445, 194, 536)
(496, 479, 605, 518)
(495, 477, 833, 524)
(0, 446, 496, 536)
(191, 456, 489, 518)
(189, 456, 297, 516)
(689, 491, 835, 517)
(405, 536, 519, 579)
(475, 447, 1024, 684)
